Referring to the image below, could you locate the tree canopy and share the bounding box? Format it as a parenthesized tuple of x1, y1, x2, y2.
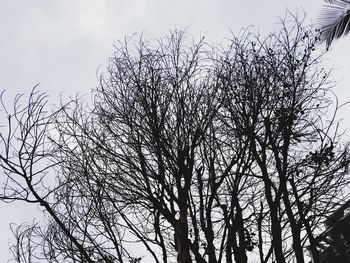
(1, 18, 350, 263)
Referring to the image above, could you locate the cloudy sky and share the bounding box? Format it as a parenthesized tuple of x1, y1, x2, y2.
(0, 0, 349, 261)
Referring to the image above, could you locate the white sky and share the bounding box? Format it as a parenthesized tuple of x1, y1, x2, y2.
(0, 0, 349, 261)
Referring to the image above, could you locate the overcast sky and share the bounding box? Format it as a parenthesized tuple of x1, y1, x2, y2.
(0, 1, 349, 261)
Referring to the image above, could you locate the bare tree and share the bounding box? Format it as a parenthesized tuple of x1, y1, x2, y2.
(1, 18, 349, 263)
(218, 20, 350, 262)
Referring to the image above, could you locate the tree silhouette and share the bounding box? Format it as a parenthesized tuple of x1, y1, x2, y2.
(1, 18, 350, 263)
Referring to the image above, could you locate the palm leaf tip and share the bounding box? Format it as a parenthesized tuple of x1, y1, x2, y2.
(318, 0, 350, 48)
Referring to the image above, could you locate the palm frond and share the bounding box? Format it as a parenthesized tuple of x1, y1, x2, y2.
(318, 0, 350, 48)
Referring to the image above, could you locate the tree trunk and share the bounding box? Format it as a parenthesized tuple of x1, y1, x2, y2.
(232, 195, 248, 263)
(175, 220, 192, 263)
(174, 194, 192, 263)
(270, 206, 286, 263)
